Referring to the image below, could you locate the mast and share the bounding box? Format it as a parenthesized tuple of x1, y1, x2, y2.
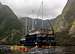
(25, 17, 28, 35)
(42, 0, 43, 30)
(32, 10, 34, 30)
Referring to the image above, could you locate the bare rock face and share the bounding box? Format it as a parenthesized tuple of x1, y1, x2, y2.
(68, 0, 75, 4)
(51, 0, 75, 46)
(53, 0, 75, 33)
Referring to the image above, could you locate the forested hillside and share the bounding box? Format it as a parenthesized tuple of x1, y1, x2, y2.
(0, 3, 23, 44)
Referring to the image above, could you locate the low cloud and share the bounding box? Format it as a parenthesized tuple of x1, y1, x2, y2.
(0, 0, 68, 19)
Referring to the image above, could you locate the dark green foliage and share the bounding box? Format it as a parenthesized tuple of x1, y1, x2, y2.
(0, 4, 23, 44)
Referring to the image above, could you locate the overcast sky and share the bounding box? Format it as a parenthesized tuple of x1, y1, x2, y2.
(0, 0, 68, 19)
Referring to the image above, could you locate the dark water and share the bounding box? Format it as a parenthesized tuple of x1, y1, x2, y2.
(0, 45, 75, 54)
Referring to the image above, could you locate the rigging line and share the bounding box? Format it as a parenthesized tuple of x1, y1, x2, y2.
(47, 20, 55, 35)
(37, 1, 42, 18)
(37, 0, 44, 30)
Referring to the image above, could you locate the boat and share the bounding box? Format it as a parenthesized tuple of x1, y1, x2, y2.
(19, 0, 56, 48)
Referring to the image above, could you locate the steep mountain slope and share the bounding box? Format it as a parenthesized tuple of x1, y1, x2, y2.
(0, 3, 23, 44)
(52, 0, 75, 45)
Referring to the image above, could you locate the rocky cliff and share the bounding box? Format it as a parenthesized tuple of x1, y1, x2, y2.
(52, 0, 75, 45)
